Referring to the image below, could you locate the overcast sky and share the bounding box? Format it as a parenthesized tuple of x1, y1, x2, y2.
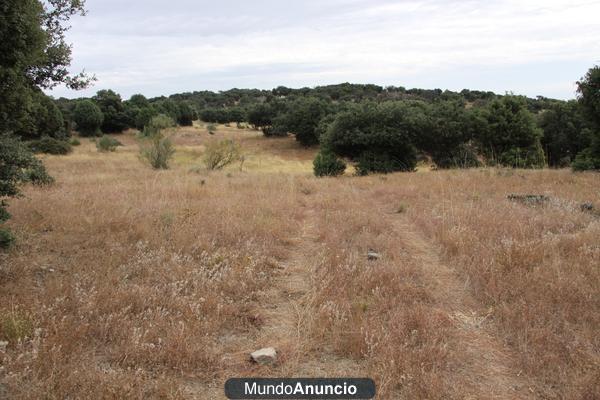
(47, 0, 600, 100)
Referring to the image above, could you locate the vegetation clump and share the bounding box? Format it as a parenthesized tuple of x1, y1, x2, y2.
(140, 133, 175, 169)
(313, 150, 346, 177)
(203, 139, 242, 170)
(142, 114, 175, 138)
(96, 135, 123, 152)
(73, 100, 104, 137)
(1, 134, 53, 248)
(28, 136, 72, 155)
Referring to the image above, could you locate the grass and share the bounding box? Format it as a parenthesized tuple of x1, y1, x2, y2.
(1, 126, 598, 399)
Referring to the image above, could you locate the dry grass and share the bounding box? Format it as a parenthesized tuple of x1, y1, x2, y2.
(0, 128, 598, 399)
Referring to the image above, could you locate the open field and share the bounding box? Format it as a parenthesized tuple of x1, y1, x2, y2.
(1, 127, 599, 399)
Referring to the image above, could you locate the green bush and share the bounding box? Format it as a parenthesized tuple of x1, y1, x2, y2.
(356, 150, 416, 175)
(206, 124, 217, 135)
(497, 142, 546, 169)
(433, 143, 481, 169)
(142, 114, 175, 138)
(70, 138, 81, 146)
(96, 135, 122, 152)
(572, 147, 600, 171)
(1, 134, 53, 249)
(203, 139, 241, 170)
(28, 136, 72, 155)
(0, 228, 15, 249)
(73, 100, 104, 137)
(140, 133, 175, 169)
(313, 151, 346, 177)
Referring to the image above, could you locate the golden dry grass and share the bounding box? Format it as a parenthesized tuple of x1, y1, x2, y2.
(0, 127, 598, 399)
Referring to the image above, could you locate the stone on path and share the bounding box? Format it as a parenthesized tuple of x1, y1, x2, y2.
(250, 347, 277, 365)
(367, 249, 381, 261)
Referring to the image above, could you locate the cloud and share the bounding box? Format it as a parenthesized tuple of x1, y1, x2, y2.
(48, 0, 600, 99)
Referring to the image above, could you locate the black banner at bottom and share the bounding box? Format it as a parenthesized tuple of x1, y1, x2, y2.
(225, 378, 376, 399)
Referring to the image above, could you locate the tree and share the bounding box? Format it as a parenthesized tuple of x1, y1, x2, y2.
(477, 96, 545, 168)
(0, 0, 92, 247)
(73, 100, 103, 137)
(572, 65, 600, 170)
(419, 101, 482, 168)
(93, 89, 128, 133)
(0, 0, 93, 136)
(283, 97, 331, 146)
(322, 101, 425, 174)
(247, 103, 274, 133)
(176, 102, 195, 126)
(539, 101, 591, 167)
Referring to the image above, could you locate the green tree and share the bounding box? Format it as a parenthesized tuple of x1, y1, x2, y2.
(0, 0, 92, 247)
(93, 89, 128, 133)
(419, 101, 482, 168)
(572, 65, 600, 170)
(477, 96, 545, 168)
(247, 103, 274, 133)
(73, 100, 103, 137)
(322, 101, 425, 174)
(0, 0, 93, 136)
(284, 97, 331, 146)
(176, 102, 195, 126)
(539, 101, 591, 167)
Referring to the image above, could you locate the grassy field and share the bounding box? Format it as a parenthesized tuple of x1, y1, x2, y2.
(1, 126, 599, 399)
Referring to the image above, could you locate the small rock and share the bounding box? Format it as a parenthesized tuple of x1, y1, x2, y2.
(367, 249, 381, 261)
(250, 347, 277, 365)
(580, 202, 595, 212)
(0, 341, 8, 351)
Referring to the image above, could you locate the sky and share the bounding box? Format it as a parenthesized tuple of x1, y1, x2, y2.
(47, 0, 600, 100)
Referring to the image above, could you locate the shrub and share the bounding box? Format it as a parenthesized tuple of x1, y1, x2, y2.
(433, 143, 481, 169)
(313, 151, 346, 177)
(497, 142, 546, 168)
(0, 228, 15, 249)
(0, 311, 33, 342)
(142, 114, 175, 138)
(206, 124, 217, 135)
(70, 138, 81, 146)
(73, 100, 104, 137)
(572, 147, 600, 171)
(96, 135, 122, 152)
(134, 107, 158, 131)
(140, 133, 175, 169)
(203, 139, 241, 170)
(356, 150, 416, 175)
(28, 136, 72, 155)
(1, 134, 53, 249)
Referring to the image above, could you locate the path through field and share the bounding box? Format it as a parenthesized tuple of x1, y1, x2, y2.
(391, 216, 531, 399)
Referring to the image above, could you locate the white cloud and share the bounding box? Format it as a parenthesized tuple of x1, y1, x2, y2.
(49, 0, 600, 99)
